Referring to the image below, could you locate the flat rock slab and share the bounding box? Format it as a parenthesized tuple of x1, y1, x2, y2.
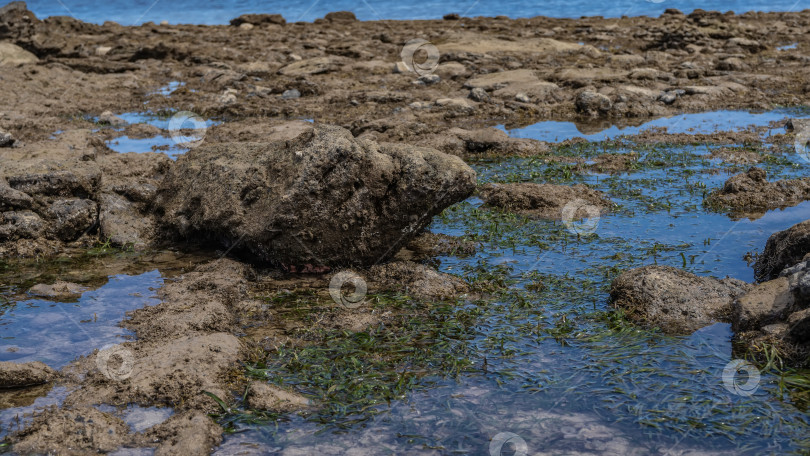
(610, 265, 751, 334)
(155, 124, 476, 267)
(440, 35, 586, 55)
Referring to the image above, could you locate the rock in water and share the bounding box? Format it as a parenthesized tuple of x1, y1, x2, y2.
(754, 220, 810, 282)
(155, 124, 476, 266)
(610, 265, 751, 334)
(705, 167, 810, 215)
(480, 182, 609, 219)
(0, 361, 56, 388)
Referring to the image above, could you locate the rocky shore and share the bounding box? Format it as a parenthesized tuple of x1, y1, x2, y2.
(2, 1, 810, 454)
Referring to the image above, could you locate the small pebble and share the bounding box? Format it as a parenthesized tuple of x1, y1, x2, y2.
(419, 74, 441, 85)
(282, 89, 301, 99)
(469, 87, 489, 102)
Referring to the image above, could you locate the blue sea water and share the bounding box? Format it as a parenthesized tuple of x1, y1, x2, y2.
(20, 0, 810, 25)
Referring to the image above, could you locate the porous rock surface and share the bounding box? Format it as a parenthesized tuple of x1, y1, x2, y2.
(610, 265, 751, 334)
(155, 124, 476, 267)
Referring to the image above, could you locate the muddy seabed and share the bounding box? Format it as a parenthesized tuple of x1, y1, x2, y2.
(3, 3, 810, 456)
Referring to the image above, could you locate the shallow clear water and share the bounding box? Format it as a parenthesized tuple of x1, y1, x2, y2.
(0, 250, 211, 367)
(101, 112, 218, 159)
(4, 108, 810, 453)
(500, 108, 810, 143)
(96, 404, 174, 433)
(216, 111, 810, 454)
(0, 386, 69, 440)
(22, 0, 810, 25)
(0, 250, 209, 440)
(151, 81, 185, 97)
(0, 270, 162, 368)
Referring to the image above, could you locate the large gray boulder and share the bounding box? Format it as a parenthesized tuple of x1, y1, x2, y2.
(610, 265, 751, 334)
(154, 124, 476, 266)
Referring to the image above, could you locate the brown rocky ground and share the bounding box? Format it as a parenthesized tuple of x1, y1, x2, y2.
(2, 3, 810, 257)
(3, 2, 810, 454)
(2, 5, 810, 147)
(1, 252, 477, 453)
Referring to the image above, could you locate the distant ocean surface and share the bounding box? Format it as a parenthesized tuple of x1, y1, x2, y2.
(20, 0, 810, 25)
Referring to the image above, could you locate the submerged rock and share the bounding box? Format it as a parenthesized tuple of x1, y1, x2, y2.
(405, 232, 478, 258)
(610, 265, 751, 334)
(155, 124, 476, 267)
(140, 410, 223, 455)
(479, 182, 609, 220)
(754, 219, 810, 282)
(247, 381, 311, 412)
(28, 281, 85, 300)
(98, 110, 126, 127)
(0, 361, 56, 388)
(705, 167, 810, 216)
(370, 260, 470, 301)
(13, 406, 129, 454)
